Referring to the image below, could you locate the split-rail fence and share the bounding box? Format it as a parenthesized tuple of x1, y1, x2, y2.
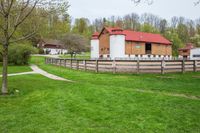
(45, 58, 200, 74)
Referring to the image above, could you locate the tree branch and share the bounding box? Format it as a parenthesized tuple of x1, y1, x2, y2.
(9, 31, 36, 43)
(8, 0, 39, 39)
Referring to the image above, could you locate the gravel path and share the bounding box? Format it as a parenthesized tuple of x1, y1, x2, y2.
(30, 64, 72, 82)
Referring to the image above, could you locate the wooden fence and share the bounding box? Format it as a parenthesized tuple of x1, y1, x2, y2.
(45, 58, 200, 74)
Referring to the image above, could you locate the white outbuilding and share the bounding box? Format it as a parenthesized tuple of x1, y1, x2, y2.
(190, 48, 200, 60)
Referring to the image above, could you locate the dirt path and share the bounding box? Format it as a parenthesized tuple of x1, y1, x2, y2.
(135, 89, 200, 100)
(30, 64, 72, 82)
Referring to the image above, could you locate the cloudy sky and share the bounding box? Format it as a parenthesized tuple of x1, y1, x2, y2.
(68, 0, 200, 21)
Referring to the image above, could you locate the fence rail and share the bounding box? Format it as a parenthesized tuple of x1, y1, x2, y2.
(45, 58, 200, 74)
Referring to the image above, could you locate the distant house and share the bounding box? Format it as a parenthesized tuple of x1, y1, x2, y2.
(91, 27, 172, 60)
(178, 43, 195, 59)
(37, 39, 67, 55)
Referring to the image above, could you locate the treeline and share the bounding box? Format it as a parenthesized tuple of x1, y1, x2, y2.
(74, 13, 200, 56)
(9, 2, 199, 56)
(39, 11, 200, 56)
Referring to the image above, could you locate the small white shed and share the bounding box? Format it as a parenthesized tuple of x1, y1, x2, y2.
(190, 48, 200, 60)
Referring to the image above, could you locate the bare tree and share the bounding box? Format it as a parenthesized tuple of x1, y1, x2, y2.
(60, 34, 89, 58)
(0, 0, 41, 94)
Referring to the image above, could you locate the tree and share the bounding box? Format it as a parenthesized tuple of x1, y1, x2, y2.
(190, 34, 200, 47)
(0, 0, 40, 94)
(140, 23, 159, 33)
(72, 18, 93, 38)
(177, 23, 189, 43)
(60, 34, 89, 58)
(164, 29, 184, 56)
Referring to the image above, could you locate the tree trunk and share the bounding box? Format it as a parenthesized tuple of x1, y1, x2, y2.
(1, 46, 8, 95)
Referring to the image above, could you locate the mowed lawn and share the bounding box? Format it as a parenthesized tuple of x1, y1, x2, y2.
(0, 56, 200, 133)
(0, 65, 32, 75)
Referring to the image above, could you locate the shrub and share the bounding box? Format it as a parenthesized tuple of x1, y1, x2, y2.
(0, 43, 38, 65)
(38, 48, 44, 54)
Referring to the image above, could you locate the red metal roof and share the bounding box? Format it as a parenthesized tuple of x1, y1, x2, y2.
(123, 30, 172, 45)
(91, 32, 99, 40)
(179, 43, 195, 51)
(95, 27, 172, 45)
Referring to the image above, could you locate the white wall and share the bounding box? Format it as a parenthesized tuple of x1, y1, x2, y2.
(190, 48, 200, 60)
(91, 39, 99, 59)
(44, 48, 67, 55)
(110, 35, 126, 60)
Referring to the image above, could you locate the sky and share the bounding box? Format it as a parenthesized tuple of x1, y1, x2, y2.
(68, 0, 200, 21)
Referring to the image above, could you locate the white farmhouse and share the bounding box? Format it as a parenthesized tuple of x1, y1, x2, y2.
(38, 39, 67, 55)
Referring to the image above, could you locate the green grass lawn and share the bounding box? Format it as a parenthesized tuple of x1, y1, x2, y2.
(0, 56, 200, 133)
(0, 65, 32, 74)
(60, 52, 90, 59)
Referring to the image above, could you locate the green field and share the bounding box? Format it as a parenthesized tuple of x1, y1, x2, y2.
(0, 56, 200, 133)
(60, 52, 90, 59)
(0, 65, 32, 75)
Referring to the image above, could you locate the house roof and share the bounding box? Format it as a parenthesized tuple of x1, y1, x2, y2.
(179, 43, 195, 51)
(38, 39, 65, 49)
(42, 39, 63, 46)
(95, 27, 172, 45)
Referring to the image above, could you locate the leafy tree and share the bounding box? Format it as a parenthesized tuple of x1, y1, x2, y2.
(72, 18, 93, 39)
(140, 23, 159, 33)
(190, 34, 200, 47)
(164, 29, 184, 56)
(177, 23, 189, 43)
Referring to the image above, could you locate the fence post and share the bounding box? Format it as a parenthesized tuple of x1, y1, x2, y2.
(70, 59, 72, 69)
(137, 59, 140, 74)
(161, 60, 165, 74)
(194, 60, 197, 72)
(76, 60, 79, 70)
(182, 60, 185, 73)
(84, 60, 87, 71)
(95, 60, 99, 73)
(64, 59, 67, 68)
(59, 59, 62, 67)
(112, 60, 116, 74)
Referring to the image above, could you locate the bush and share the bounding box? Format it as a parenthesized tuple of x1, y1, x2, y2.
(0, 43, 38, 65)
(38, 48, 44, 54)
